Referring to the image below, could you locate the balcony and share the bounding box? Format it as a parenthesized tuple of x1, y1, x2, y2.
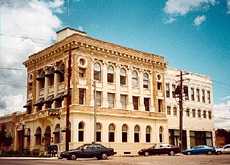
(39, 88, 44, 97)
(57, 82, 65, 92)
(48, 86, 54, 95)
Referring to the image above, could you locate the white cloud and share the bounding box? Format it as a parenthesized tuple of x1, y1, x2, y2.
(164, 17, 176, 24)
(227, 0, 230, 14)
(0, 0, 63, 116)
(213, 98, 230, 129)
(193, 15, 206, 26)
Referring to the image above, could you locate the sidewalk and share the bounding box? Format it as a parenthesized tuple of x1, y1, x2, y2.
(0, 157, 58, 160)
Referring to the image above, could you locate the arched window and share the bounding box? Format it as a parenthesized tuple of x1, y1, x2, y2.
(108, 123, 115, 142)
(143, 73, 149, 89)
(122, 124, 128, 143)
(96, 123, 102, 142)
(107, 65, 114, 83)
(44, 126, 51, 150)
(94, 63, 101, 81)
(26, 128, 31, 149)
(54, 124, 61, 143)
(159, 126, 163, 143)
(78, 121, 84, 142)
(134, 125, 140, 143)
(132, 70, 139, 88)
(146, 126, 151, 143)
(35, 127, 42, 145)
(120, 68, 126, 85)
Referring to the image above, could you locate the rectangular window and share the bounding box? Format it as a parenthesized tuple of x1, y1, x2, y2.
(166, 83, 170, 98)
(120, 75, 126, 85)
(109, 132, 115, 142)
(108, 93, 115, 108)
(79, 88, 86, 105)
(196, 89, 200, 102)
(207, 91, 211, 104)
(144, 98, 150, 111)
(94, 70, 101, 81)
(173, 107, 177, 116)
(157, 82, 162, 90)
(48, 75, 54, 86)
(133, 96, 139, 110)
(96, 91, 102, 106)
(146, 134, 151, 143)
(167, 106, 171, 115)
(186, 109, 190, 117)
(184, 85, 189, 100)
(202, 89, 205, 103)
(107, 73, 114, 83)
(198, 110, 201, 118)
(120, 94, 127, 109)
(208, 111, 212, 119)
(191, 88, 195, 101)
(192, 109, 196, 118)
(158, 99, 163, 112)
(172, 84, 176, 98)
(122, 132, 127, 142)
(96, 132, 101, 142)
(134, 133, 139, 142)
(203, 111, 206, 118)
(79, 68, 86, 78)
(78, 131, 84, 142)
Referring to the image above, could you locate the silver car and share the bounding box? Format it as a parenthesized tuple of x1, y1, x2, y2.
(216, 144, 230, 154)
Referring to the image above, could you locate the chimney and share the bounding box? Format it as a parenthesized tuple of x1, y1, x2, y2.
(56, 27, 87, 42)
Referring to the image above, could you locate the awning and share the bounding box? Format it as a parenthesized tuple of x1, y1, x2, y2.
(54, 92, 64, 100)
(44, 95, 54, 103)
(34, 97, 45, 106)
(23, 100, 32, 108)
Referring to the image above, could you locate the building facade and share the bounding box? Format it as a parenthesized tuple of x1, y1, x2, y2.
(165, 68, 214, 150)
(0, 27, 215, 155)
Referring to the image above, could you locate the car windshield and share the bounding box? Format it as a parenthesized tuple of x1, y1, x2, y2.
(76, 144, 89, 150)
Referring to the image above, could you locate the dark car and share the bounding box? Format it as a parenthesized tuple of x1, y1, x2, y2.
(182, 145, 216, 155)
(59, 143, 116, 160)
(138, 144, 180, 156)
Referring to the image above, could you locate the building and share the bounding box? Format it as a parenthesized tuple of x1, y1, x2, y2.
(165, 68, 214, 150)
(0, 27, 215, 155)
(215, 129, 230, 147)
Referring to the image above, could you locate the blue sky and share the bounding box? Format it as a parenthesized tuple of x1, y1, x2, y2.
(56, 0, 230, 104)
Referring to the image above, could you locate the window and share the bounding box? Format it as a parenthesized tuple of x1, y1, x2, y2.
(54, 124, 60, 143)
(167, 106, 171, 115)
(191, 88, 195, 101)
(108, 124, 115, 142)
(79, 88, 86, 105)
(96, 91, 102, 106)
(157, 82, 162, 90)
(207, 91, 211, 104)
(166, 83, 170, 98)
(208, 111, 212, 119)
(172, 84, 176, 98)
(79, 68, 86, 78)
(192, 109, 196, 118)
(35, 127, 42, 145)
(198, 109, 201, 118)
(144, 98, 150, 111)
(120, 94, 127, 109)
(173, 107, 177, 116)
(134, 125, 140, 143)
(202, 89, 205, 103)
(184, 85, 189, 100)
(120, 68, 126, 85)
(158, 99, 163, 112)
(159, 126, 163, 143)
(108, 93, 115, 108)
(48, 74, 54, 86)
(78, 122, 84, 142)
(94, 63, 101, 81)
(203, 110, 207, 118)
(146, 126, 151, 143)
(96, 123, 102, 142)
(143, 73, 149, 89)
(132, 70, 139, 88)
(55, 100, 62, 108)
(133, 96, 139, 110)
(107, 65, 114, 83)
(122, 124, 128, 143)
(186, 109, 190, 117)
(196, 89, 200, 102)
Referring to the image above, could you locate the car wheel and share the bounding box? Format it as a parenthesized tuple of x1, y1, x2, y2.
(187, 152, 191, 155)
(207, 151, 212, 155)
(144, 152, 149, 156)
(217, 151, 222, 155)
(169, 151, 175, 156)
(101, 153, 108, 160)
(70, 154, 77, 160)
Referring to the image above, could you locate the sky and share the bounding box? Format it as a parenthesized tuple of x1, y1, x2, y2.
(0, 0, 229, 129)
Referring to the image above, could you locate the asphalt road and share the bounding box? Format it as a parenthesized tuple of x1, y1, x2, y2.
(1, 155, 230, 165)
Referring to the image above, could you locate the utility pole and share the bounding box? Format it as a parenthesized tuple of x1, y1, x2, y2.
(65, 43, 72, 151)
(93, 80, 97, 143)
(179, 70, 183, 152)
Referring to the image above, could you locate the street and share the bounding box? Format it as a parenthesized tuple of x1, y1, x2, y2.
(1, 155, 230, 165)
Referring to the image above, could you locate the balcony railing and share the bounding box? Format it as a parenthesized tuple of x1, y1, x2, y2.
(57, 82, 65, 92)
(48, 86, 54, 95)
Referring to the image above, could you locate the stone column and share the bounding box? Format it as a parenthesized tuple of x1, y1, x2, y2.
(186, 130, 191, 149)
(90, 63, 95, 106)
(102, 63, 108, 108)
(139, 72, 144, 111)
(44, 76, 48, 99)
(149, 72, 154, 112)
(36, 80, 39, 100)
(115, 66, 121, 109)
(127, 68, 133, 110)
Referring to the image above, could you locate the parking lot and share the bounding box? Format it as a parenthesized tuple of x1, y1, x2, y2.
(1, 154, 230, 165)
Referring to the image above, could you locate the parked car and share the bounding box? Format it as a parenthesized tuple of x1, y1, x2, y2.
(182, 145, 216, 155)
(59, 143, 116, 160)
(138, 144, 180, 156)
(215, 144, 230, 154)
